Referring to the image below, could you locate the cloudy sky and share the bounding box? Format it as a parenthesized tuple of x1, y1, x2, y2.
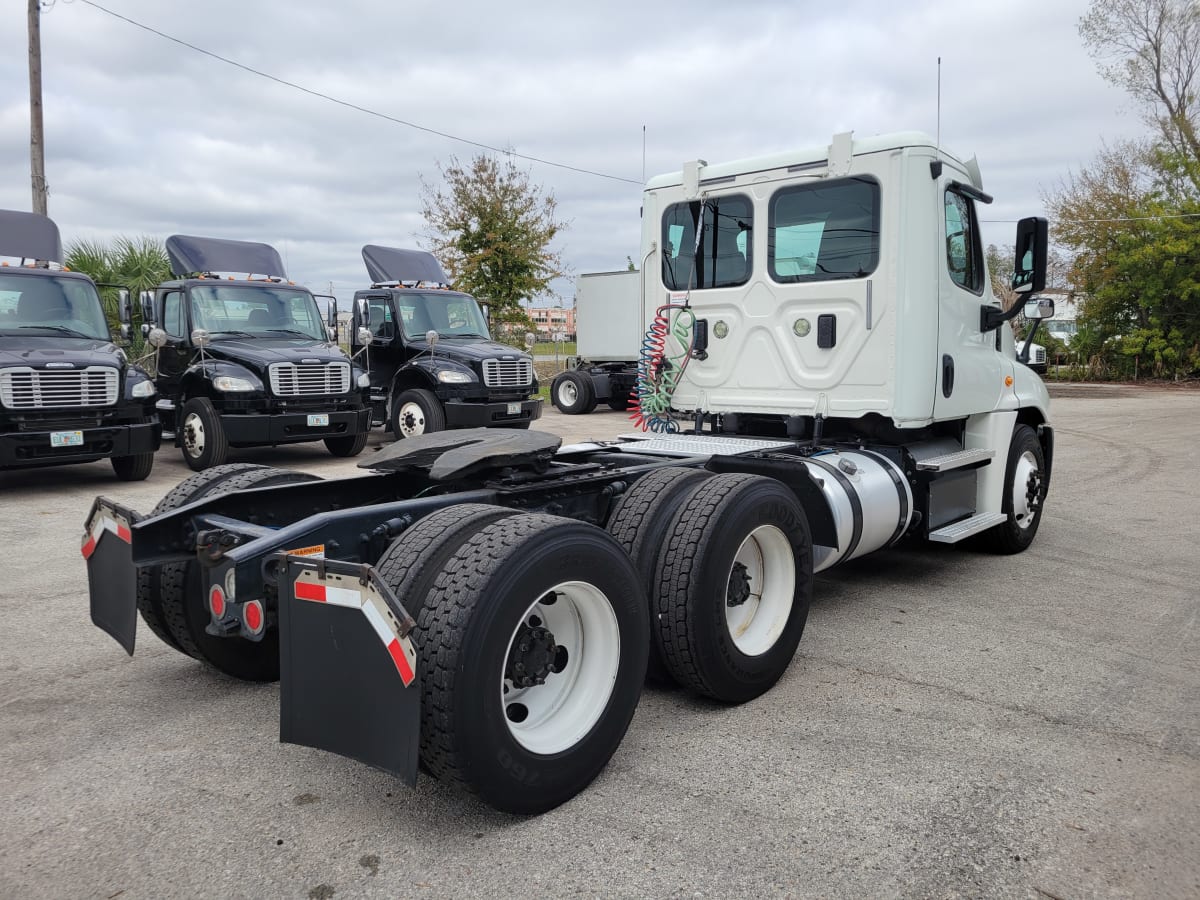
(1, 0, 1145, 304)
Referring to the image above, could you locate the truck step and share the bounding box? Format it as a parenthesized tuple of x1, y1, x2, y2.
(927, 512, 1007, 543)
(915, 448, 994, 472)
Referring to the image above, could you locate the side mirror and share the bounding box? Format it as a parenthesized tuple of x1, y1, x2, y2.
(191, 328, 211, 348)
(1023, 296, 1055, 320)
(1012, 217, 1048, 294)
(356, 297, 370, 326)
(147, 327, 168, 348)
(524, 332, 536, 349)
(426, 330, 439, 351)
(118, 289, 132, 325)
(327, 325, 338, 342)
(313, 293, 338, 328)
(357, 326, 373, 346)
(120, 323, 131, 340)
(139, 291, 156, 325)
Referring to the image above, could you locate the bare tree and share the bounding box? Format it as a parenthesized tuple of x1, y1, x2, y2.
(1080, 0, 1200, 178)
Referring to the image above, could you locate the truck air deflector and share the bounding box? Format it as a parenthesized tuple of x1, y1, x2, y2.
(278, 556, 420, 786)
(165, 235, 287, 278)
(83, 497, 141, 656)
(361, 245, 450, 285)
(0, 209, 62, 263)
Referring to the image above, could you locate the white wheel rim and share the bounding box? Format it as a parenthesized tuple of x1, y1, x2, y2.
(724, 524, 795, 657)
(397, 401, 426, 437)
(501, 580, 620, 755)
(183, 412, 205, 457)
(557, 380, 578, 407)
(1011, 450, 1041, 530)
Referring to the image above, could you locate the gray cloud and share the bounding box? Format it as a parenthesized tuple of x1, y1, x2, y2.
(0, 0, 1144, 300)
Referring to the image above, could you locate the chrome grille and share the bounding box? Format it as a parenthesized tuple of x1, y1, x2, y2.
(268, 361, 350, 396)
(1030, 346, 1046, 364)
(483, 358, 533, 388)
(0, 366, 119, 409)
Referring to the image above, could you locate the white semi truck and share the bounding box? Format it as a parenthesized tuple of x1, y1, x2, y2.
(84, 131, 1054, 814)
(551, 270, 643, 414)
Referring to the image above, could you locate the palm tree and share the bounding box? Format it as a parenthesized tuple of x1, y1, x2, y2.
(65, 235, 171, 352)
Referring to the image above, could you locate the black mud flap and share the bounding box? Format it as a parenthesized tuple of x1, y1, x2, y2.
(83, 497, 142, 656)
(278, 556, 421, 786)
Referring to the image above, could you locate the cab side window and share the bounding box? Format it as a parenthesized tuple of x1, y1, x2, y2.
(162, 291, 186, 338)
(945, 190, 983, 294)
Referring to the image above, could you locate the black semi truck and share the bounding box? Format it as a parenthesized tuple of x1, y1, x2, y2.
(0, 209, 159, 480)
(349, 246, 541, 438)
(144, 235, 371, 470)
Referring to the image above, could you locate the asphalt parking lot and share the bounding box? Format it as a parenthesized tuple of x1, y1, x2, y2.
(2, 386, 1198, 898)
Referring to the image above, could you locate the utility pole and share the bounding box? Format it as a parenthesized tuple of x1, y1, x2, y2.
(28, 0, 48, 216)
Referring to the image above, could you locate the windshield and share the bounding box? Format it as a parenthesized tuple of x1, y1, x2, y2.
(392, 291, 490, 339)
(188, 284, 327, 341)
(0, 273, 111, 340)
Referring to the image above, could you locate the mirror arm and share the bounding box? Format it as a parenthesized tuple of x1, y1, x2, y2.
(980, 301, 1023, 332)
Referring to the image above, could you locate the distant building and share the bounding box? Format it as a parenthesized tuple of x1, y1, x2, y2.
(527, 305, 576, 339)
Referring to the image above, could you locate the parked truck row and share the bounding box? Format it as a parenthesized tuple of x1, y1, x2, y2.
(84, 131, 1056, 815)
(0, 215, 541, 479)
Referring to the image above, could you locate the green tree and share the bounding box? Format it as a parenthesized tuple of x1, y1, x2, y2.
(1080, 0, 1200, 187)
(420, 155, 568, 328)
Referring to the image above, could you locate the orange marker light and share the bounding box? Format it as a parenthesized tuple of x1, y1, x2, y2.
(1005, 375, 1014, 387)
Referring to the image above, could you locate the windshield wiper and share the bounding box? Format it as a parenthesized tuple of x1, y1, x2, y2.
(441, 331, 488, 338)
(209, 330, 255, 337)
(266, 328, 318, 338)
(18, 324, 95, 339)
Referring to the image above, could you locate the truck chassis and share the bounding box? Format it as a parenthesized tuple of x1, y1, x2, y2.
(85, 420, 1048, 814)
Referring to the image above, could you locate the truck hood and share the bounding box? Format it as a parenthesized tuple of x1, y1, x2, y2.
(204, 338, 349, 368)
(406, 338, 531, 364)
(0, 336, 124, 370)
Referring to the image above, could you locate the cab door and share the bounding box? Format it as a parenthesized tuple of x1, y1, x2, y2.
(155, 289, 192, 400)
(932, 184, 1005, 420)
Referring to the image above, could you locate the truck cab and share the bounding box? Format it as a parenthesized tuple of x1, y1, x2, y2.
(639, 131, 1054, 547)
(146, 235, 371, 470)
(0, 209, 159, 479)
(349, 245, 541, 438)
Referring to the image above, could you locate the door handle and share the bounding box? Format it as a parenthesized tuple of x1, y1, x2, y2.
(942, 354, 955, 397)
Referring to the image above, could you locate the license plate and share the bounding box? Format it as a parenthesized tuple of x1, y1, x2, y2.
(51, 430, 84, 448)
(307, 414, 330, 427)
(506, 403, 521, 415)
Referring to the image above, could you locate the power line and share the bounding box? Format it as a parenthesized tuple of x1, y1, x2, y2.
(72, 0, 642, 186)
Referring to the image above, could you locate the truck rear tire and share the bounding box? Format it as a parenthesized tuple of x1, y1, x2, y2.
(111, 421, 156, 481)
(156, 466, 321, 681)
(416, 514, 647, 814)
(390, 388, 445, 439)
(375, 503, 520, 617)
(980, 424, 1046, 554)
(324, 431, 368, 457)
(136, 464, 271, 654)
(605, 466, 712, 684)
(180, 397, 229, 471)
(607, 394, 632, 411)
(654, 473, 812, 704)
(551, 371, 597, 415)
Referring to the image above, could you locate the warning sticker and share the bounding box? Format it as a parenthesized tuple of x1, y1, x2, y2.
(286, 544, 325, 558)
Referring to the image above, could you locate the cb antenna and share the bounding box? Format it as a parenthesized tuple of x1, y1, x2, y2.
(936, 56, 942, 152)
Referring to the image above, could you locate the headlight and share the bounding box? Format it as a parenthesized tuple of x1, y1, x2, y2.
(213, 375, 257, 392)
(131, 379, 157, 398)
(357, 373, 371, 389)
(437, 369, 474, 384)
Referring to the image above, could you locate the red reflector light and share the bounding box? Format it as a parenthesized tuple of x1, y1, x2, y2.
(244, 600, 264, 635)
(209, 586, 226, 618)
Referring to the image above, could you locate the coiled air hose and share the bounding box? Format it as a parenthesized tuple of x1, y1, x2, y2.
(629, 304, 696, 433)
